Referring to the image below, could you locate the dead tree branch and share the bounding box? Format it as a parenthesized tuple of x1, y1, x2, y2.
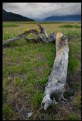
(3, 29, 46, 46)
(3, 24, 56, 46)
(37, 24, 56, 42)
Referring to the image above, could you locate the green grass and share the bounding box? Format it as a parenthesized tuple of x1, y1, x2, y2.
(68, 58, 79, 72)
(3, 104, 15, 120)
(60, 24, 81, 28)
(68, 113, 80, 120)
(3, 33, 16, 41)
(3, 21, 81, 120)
(31, 91, 43, 109)
(3, 22, 18, 27)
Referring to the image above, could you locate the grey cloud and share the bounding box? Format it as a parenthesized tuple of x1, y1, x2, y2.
(3, 3, 81, 19)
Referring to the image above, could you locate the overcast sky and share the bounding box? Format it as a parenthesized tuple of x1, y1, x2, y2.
(3, 3, 81, 20)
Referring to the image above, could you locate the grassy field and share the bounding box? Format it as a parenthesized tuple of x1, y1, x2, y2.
(3, 22, 81, 120)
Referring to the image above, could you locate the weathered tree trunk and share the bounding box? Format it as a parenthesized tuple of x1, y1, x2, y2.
(3, 29, 47, 46)
(3, 24, 56, 47)
(41, 32, 69, 110)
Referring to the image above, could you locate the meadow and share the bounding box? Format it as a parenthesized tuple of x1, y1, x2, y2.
(3, 21, 81, 120)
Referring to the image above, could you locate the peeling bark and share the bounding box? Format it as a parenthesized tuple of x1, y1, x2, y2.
(41, 32, 69, 110)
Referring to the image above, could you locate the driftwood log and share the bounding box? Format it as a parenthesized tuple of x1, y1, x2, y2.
(3, 24, 69, 111)
(3, 24, 55, 46)
(41, 32, 69, 110)
(3, 29, 46, 46)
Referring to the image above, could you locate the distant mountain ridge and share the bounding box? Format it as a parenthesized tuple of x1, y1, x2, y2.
(43, 15, 81, 22)
(3, 9, 34, 21)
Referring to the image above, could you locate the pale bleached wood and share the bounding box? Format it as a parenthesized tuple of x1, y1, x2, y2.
(41, 32, 69, 110)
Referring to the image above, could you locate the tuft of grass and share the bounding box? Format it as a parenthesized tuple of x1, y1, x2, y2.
(38, 78, 48, 85)
(66, 31, 81, 41)
(31, 91, 43, 109)
(68, 113, 80, 120)
(13, 77, 23, 86)
(75, 96, 81, 109)
(3, 104, 15, 120)
(73, 95, 81, 110)
(68, 58, 79, 72)
(3, 33, 16, 41)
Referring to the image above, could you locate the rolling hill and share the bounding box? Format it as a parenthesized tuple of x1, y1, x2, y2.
(43, 15, 81, 22)
(2, 9, 34, 21)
